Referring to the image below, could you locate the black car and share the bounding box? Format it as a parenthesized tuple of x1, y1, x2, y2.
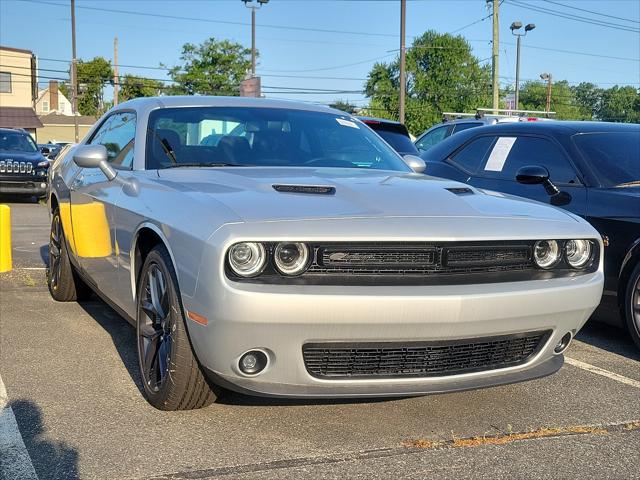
(0, 128, 50, 198)
(419, 121, 640, 347)
(356, 116, 420, 156)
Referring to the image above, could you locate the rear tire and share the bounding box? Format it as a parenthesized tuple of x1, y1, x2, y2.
(623, 261, 640, 349)
(47, 208, 92, 302)
(136, 244, 216, 410)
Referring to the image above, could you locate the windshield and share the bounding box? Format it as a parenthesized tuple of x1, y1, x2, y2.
(573, 131, 640, 187)
(0, 131, 38, 153)
(367, 125, 419, 155)
(146, 107, 410, 172)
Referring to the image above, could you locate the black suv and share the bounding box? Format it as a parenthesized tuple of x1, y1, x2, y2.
(0, 128, 50, 198)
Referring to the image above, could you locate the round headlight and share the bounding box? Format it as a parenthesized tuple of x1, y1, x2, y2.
(533, 240, 560, 269)
(228, 242, 266, 277)
(274, 242, 309, 276)
(565, 240, 592, 269)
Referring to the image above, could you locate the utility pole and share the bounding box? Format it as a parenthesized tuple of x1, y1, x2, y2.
(491, 0, 499, 114)
(113, 36, 119, 106)
(399, 0, 406, 124)
(510, 22, 535, 110)
(251, 7, 256, 76)
(541, 72, 552, 114)
(70, 0, 79, 142)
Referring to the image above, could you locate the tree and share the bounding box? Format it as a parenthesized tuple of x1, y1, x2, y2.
(364, 31, 491, 134)
(571, 82, 603, 120)
(119, 74, 164, 101)
(329, 100, 357, 114)
(166, 37, 252, 96)
(600, 85, 639, 123)
(518, 80, 585, 120)
(76, 57, 113, 116)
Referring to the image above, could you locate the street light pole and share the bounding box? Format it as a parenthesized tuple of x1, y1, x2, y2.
(242, 0, 269, 77)
(540, 72, 552, 114)
(510, 21, 535, 110)
(399, 0, 406, 124)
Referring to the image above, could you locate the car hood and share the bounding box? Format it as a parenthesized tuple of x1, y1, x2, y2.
(159, 167, 574, 222)
(0, 151, 44, 163)
(157, 167, 578, 224)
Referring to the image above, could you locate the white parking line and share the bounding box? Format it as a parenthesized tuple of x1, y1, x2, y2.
(565, 357, 640, 389)
(0, 374, 39, 480)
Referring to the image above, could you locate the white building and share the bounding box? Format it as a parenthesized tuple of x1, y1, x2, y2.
(35, 80, 72, 116)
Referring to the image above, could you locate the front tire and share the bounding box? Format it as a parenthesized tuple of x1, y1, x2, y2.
(47, 208, 91, 302)
(624, 261, 640, 349)
(136, 245, 216, 410)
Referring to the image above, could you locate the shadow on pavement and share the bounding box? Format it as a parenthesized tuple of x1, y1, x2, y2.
(576, 320, 640, 362)
(0, 195, 39, 204)
(10, 399, 79, 480)
(39, 244, 49, 266)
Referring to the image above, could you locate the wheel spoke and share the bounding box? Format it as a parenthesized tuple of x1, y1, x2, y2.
(149, 267, 166, 319)
(143, 334, 160, 380)
(139, 322, 162, 339)
(157, 335, 171, 381)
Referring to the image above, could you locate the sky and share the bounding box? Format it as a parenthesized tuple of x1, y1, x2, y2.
(1, 0, 639, 108)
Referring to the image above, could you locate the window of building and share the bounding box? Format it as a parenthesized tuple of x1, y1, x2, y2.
(0, 72, 11, 93)
(42, 100, 49, 112)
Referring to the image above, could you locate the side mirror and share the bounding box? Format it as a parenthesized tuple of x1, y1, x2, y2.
(516, 164, 572, 205)
(40, 147, 51, 156)
(403, 154, 426, 173)
(73, 144, 117, 181)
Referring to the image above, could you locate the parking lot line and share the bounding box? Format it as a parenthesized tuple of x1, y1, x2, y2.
(565, 356, 640, 389)
(0, 374, 39, 480)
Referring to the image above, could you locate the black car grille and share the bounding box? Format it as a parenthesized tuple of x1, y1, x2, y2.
(306, 242, 533, 276)
(303, 331, 550, 379)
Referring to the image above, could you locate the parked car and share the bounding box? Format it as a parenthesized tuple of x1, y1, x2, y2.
(419, 121, 640, 347)
(414, 113, 551, 153)
(356, 116, 420, 156)
(48, 97, 603, 410)
(39, 142, 65, 160)
(0, 128, 50, 198)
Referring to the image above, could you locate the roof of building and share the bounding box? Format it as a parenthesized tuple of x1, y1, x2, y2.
(0, 107, 43, 129)
(39, 113, 97, 126)
(0, 45, 33, 55)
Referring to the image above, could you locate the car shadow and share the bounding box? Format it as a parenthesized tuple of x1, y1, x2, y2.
(0, 194, 39, 204)
(575, 320, 640, 362)
(39, 244, 49, 266)
(9, 399, 80, 480)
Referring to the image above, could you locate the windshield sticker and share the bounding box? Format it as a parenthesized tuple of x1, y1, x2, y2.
(336, 118, 359, 129)
(484, 137, 517, 171)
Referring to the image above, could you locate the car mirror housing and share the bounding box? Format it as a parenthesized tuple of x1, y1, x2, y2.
(73, 145, 117, 181)
(516, 165, 550, 185)
(402, 154, 426, 173)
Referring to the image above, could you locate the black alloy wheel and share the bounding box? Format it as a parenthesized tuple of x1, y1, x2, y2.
(48, 213, 63, 292)
(626, 261, 640, 349)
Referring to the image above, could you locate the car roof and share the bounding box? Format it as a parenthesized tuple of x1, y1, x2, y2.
(468, 121, 640, 135)
(115, 95, 345, 115)
(355, 116, 404, 126)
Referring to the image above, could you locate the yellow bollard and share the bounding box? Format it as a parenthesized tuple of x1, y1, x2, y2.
(0, 204, 12, 273)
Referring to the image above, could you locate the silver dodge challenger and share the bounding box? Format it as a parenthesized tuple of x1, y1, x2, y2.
(47, 96, 604, 410)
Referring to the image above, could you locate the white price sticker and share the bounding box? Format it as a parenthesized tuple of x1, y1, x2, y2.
(484, 137, 517, 172)
(336, 118, 359, 129)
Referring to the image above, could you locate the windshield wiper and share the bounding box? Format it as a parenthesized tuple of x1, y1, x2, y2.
(165, 162, 247, 168)
(614, 180, 640, 188)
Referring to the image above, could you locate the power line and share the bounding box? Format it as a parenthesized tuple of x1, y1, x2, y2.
(541, 0, 640, 25)
(506, 0, 640, 33)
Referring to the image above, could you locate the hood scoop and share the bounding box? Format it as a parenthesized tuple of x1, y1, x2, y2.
(273, 184, 336, 195)
(445, 187, 474, 196)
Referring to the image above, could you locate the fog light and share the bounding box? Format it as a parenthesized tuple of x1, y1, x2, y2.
(554, 332, 572, 354)
(40, 182, 47, 189)
(239, 350, 268, 375)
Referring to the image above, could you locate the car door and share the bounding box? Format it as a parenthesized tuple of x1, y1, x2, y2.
(467, 134, 588, 216)
(69, 111, 136, 300)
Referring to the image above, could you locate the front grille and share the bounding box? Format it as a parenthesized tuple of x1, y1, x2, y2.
(303, 331, 550, 379)
(307, 242, 533, 276)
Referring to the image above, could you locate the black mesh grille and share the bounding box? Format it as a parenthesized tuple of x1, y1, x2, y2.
(303, 331, 550, 379)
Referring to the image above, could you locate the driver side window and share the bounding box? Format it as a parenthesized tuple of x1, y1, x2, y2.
(89, 111, 136, 168)
(416, 125, 450, 152)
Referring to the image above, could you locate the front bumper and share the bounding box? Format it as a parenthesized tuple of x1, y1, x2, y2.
(0, 179, 48, 196)
(185, 270, 603, 398)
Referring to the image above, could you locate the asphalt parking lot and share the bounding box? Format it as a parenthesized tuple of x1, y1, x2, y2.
(1, 200, 639, 480)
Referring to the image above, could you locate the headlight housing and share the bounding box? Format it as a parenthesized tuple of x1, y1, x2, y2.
(533, 240, 560, 269)
(565, 239, 592, 269)
(37, 161, 49, 168)
(228, 242, 266, 277)
(274, 242, 310, 276)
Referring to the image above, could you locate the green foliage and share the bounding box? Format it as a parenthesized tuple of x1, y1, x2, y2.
(166, 37, 252, 96)
(572, 82, 603, 120)
(518, 80, 586, 120)
(599, 85, 640, 123)
(119, 74, 164, 101)
(364, 31, 491, 134)
(329, 100, 357, 114)
(76, 57, 113, 116)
